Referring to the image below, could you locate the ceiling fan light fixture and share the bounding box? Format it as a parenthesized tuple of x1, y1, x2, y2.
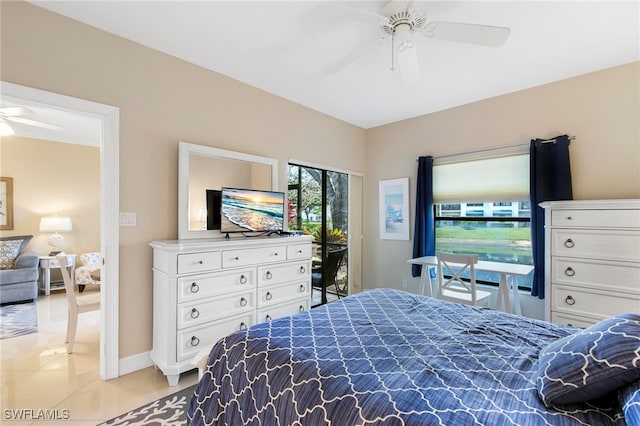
(394, 24, 421, 86)
(0, 119, 15, 136)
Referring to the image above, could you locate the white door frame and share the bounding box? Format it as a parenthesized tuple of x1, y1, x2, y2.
(1, 81, 120, 380)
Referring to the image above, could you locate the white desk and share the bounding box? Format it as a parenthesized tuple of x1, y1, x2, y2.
(407, 256, 534, 316)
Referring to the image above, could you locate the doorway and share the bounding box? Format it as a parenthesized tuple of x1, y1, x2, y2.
(1, 82, 120, 379)
(288, 164, 349, 306)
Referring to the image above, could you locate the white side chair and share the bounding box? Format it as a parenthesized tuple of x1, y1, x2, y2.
(436, 251, 492, 307)
(57, 253, 100, 354)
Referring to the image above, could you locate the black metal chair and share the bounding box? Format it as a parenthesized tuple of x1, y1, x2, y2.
(312, 247, 347, 304)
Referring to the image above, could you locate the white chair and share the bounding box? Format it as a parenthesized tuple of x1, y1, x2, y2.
(436, 251, 492, 307)
(57, 253, 100, 354)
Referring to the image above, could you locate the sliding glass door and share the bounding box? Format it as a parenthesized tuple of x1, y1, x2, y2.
(288, 164, 348, 305)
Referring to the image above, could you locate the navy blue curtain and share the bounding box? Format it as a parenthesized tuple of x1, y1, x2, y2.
(412, 156, 435, 277)
(530, 135, 573, 298)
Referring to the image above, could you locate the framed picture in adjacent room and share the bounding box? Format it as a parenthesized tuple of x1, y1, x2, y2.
(379, 177, 409, 240)
(0, 177, 14, 230)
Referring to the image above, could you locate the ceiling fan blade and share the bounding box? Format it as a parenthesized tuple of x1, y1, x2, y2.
(5, 116, 66, 131)
(423, 22, 511, 47)
(0, 106, 34, 117)
(325, 37, 386, 75)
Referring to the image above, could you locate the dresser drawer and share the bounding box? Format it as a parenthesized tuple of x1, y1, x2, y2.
(177, 251, 221, 274)
(257, 299, 310, 324)
(287, 243, 312, 260)
(552, 257, 640, 294)
(177, 312, 255, 362)
(222, 246, 285, 268)
(258, 261, 311, 286)
(551, 285, 640, 321)
(551, 209, 640, 228)
(257, 280, 309, 308)
(552, 229, 640, 262)
(177, 290, 255, 329)
(177, 268, 255, 303)
(550, 312, 597, 328)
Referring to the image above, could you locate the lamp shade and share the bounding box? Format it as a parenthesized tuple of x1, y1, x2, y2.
(39, 216, 73, 232)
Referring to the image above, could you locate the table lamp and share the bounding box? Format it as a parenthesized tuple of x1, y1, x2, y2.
(39, 216, 72, 255)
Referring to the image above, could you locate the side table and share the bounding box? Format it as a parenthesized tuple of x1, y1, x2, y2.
(39, 254, 77, 296)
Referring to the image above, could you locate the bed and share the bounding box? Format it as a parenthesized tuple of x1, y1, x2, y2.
(187, 288, 639, 425)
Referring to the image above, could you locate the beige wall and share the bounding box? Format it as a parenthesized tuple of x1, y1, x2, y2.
(0, 137, 100, 257)
(1, 2, 367, 359)
(364, 62, 640, 314)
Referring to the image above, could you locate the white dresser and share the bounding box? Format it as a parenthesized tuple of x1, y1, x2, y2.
(149, 235, 313, 385)
(541, 199, 640, 327)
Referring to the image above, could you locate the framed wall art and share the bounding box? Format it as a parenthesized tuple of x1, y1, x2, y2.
(378, 177, 409, 240)
(0, 177, 14, 230)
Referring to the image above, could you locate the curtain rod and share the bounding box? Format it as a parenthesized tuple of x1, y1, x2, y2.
(420, 135, 575, 163)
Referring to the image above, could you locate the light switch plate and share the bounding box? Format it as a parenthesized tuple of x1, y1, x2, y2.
(119, 212, 136, 227)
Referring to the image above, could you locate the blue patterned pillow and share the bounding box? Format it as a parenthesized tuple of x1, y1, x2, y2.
(620, 380, 640, 425)
(535, 313, 640, 406)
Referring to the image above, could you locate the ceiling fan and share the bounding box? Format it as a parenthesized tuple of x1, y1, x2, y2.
(0, 106, 65, 136)
(318, 1, 511, 85)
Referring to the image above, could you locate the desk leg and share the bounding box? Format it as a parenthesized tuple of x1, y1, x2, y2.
(419, 266, 432, 297)
(508, 275, 522, 316)
(497, 274, 512, 314)
(43, 267, 51, 296)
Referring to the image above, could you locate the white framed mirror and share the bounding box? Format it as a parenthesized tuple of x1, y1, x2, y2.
(178, 141, 279, 240)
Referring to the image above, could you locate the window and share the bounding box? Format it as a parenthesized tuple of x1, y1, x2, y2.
(433, 154, 533, 290)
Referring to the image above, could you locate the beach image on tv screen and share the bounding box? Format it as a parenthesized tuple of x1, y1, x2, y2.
(221, 188, 284, 232)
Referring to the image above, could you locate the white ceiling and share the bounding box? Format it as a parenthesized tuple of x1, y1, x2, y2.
(22, 1, 640, 130)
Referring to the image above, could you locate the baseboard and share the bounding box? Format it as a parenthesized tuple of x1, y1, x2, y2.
(118, 350, 153, 376)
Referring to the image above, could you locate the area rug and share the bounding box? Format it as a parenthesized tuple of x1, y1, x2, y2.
(0, 301, 38, 340)
(99, 384, 196, 425)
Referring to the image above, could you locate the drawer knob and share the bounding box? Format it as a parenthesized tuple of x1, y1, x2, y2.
(266, 292, 273, 301)
(297, 250, 302, 254)
(190, 282, 199, 293)
(240, 297, 248, 307)
(565, 295, 576, 306)
(299, 305, 305, 312)
(239, 322, 247, 330)
(239, 275, 248, 284)
(299, 284, 306, 293)
(190, 308, 200, 319)
(564, 267, 575, 277)
(566, 216, 572, 220)
(265, 314, 272, 322)
(299, 266, 306, 274)
(272, 252, 279, 257)
(234, 256, 239, 261)
(190, 336, 200, 347)
(564, 239, 575, 248)
(197, 260, 203, 265)
(266, 271, 273, 280)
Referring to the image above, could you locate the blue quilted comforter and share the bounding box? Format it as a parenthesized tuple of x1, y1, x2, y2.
(188, 288, 624, 425)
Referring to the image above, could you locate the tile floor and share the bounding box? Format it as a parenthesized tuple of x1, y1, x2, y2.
(1, 289, 198, 425)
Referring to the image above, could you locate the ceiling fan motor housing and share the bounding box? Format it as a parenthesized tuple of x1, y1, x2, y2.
(380, 9, 425, 35)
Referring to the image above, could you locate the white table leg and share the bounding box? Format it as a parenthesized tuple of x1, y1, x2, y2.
(508, 275, 522, 316)
(497, 274, 512, 313)
(419, 265, 432, 297)
(43, 267, 51, 296)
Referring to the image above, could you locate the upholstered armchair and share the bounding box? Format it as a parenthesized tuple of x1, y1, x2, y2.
(74, 252, 101, 292)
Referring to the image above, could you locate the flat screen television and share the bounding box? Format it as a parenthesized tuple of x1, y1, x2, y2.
(220, 187, 285, 234)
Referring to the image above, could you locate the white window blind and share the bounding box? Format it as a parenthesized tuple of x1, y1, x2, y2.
(433, 154, 529, 203)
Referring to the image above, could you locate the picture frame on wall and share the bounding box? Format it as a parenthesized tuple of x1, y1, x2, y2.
(0, 177, 14, 230)
(378, 177, 409, 240)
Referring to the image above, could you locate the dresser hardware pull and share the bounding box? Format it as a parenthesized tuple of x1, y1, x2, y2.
(297, 250, 302, 254)
(240, 297, 247, 307)
(299, 284, 305, 292)
(299, 305, 305, 312)
(190, 308, 200, 319)
(190, 282, 199, 293)
(565, 295, 576, 305)
(266, 292, 272, 300)
(564, 239, 575, 248)
(266, 271, 273, 280)
(265, 315, 272, 322)
(198, 260, 203, 264)
(566, 216, 572, 220)
(299, 266, 306, 274)
(564, 267, 575, 277)
(233, 256, 239, 261)
(239, 275, 247, 284)
(190, 336, 200, 346)
(239, 322, 247, 330)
